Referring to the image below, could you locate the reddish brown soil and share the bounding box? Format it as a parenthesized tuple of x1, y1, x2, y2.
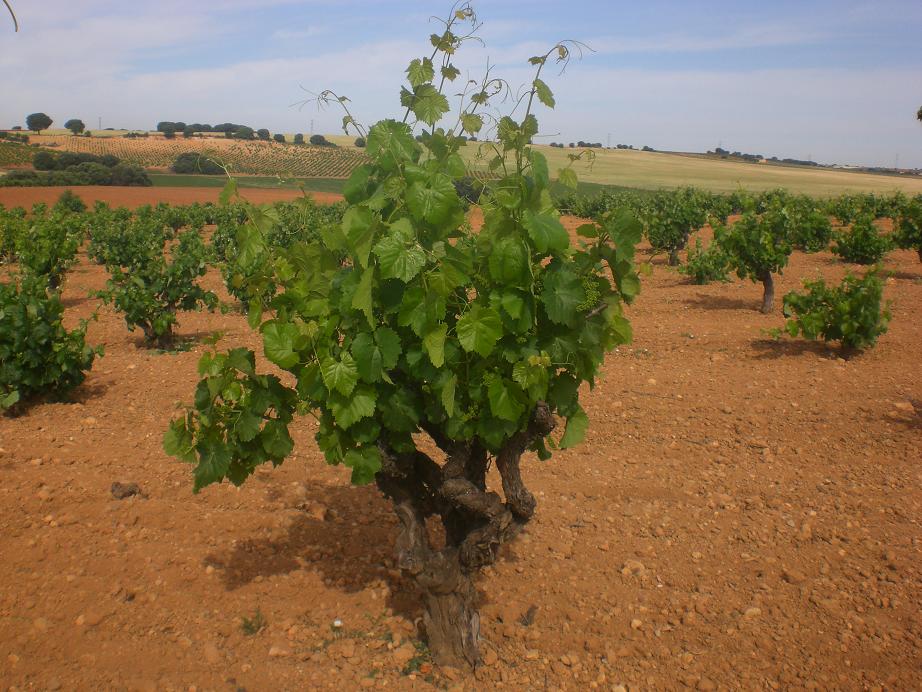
(1, 209, 920, 691)
(0, 185, 343, 209)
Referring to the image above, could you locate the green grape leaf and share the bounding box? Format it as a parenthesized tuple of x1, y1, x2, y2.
(344, 446, 382, 485)
(533, 78, 555, 108)
(461, 113, 483, 135)
(261, 419, 294, 458)
(558, 168, 578, 190)
(374, 234, 426, 282)
(329, 385, 377, 429)
(541, 266, 585, 324)
(456, 304, 503, 357)
(406, 57, 434, 87)
(523, 209, 569, 253)
(262, 321, 300, 369)
(423, 323, 448, 367)
(351, 266, 375, 328)
(320, 353, 359, 396)
(559, 406, 589, 449)
(486, 374, 526, 422)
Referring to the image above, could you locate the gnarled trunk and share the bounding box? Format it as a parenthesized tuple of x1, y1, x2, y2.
(759, 270, 774, 314)
(375, 403, 556, 669)
(668, 248, 680, 266)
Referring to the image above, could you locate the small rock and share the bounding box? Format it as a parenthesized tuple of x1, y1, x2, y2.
(893, 401, 915, 413)
(782, 568, 807, 585)
(630, 619, 643, 630)
(339, 639, 356, 659)
(392, 644, 415, 666)
(524, 649, 540, 661)
(268, 645, 290, 658)
(743, 607, 762, 619)
(621, 560, 646, 577)
(203, 643, 221, 664)
(111, 482, 143, 500)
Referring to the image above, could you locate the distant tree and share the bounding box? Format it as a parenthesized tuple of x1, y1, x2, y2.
(354, 136, 366, 147)
(64, 119, 85, 135)
(26, 113, 52, 133)
(174, 122, 187, 131)
(183, 125, 195, 138)
(162, 124, 177, 139)
(257, 128, 271, 141)
(11, 126, 22, 131)
(309, 134, 329, 146)
(917, 106, 922, 123)
(273, 133, 286, 143)
(233, 126, 255, 140)
(156, 121, 176, 133)
(293, 133, 304, 144)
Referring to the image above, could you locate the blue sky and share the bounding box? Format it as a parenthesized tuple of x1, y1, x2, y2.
(2, 0, 921, 167)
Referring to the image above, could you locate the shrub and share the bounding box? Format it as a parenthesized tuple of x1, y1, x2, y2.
(0, 276, 100, 412)
(645, 187, 709, 265)
(109, 163, 152, 186)
(165, 7, 642, 669)
(171, 152, 225, 175)
(54, 189, 86, 214)
(233, 126, 255, 140)
(720, 210, 793, 313)
(781, 269, 890, 354)
(293, 133, 304, 144)
(832, 215, 892, 264)
(32, 150, 56, 170)
(182, 126, 195, 138)
(98, 229, 218, 347)
(257, 128, 271, 141)
(15, 212, 82, 289)
(0, 205, 27, 263)
(309, 134, 330, 146)
(894, 195, 922, 262)
(273, 133, 285, 143)
(679, 236, 731, 284)
(354, 136, 366, 147)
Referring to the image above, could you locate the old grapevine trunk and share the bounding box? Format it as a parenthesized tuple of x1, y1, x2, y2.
(375, 403, 556, 668)
(759, 270, 774, 314)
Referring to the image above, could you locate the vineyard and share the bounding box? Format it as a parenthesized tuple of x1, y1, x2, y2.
(1, 178, 920, 689)
(26, 134, 368, 178)
(2, 4, 920, 690)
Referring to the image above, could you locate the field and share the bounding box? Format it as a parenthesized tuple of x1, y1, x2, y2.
(460, 144, 922, 197)
(5, 131, 922, 197)
(0, 188, 919, 690)
(22, 134, 367, 178)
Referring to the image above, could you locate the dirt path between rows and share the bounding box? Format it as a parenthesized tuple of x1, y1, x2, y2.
(0, 209, 920, 690)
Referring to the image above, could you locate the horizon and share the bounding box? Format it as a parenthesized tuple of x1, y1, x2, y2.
(2, 0, 921, 168)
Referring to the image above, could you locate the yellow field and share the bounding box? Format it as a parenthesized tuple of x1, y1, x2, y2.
(26, 133, 366, 178)
(458, 143, 922, 197)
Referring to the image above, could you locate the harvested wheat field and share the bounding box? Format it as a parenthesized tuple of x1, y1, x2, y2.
(0, 197, 919, 691)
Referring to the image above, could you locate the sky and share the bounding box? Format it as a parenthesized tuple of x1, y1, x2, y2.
(1, 0, 921, 168)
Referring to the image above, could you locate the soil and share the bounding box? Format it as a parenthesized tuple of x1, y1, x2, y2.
(1, 193, 920, 691)
(0, 185, 340, 209)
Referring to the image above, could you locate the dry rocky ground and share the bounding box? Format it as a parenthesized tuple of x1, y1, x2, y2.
(0, 188, 920, 691)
